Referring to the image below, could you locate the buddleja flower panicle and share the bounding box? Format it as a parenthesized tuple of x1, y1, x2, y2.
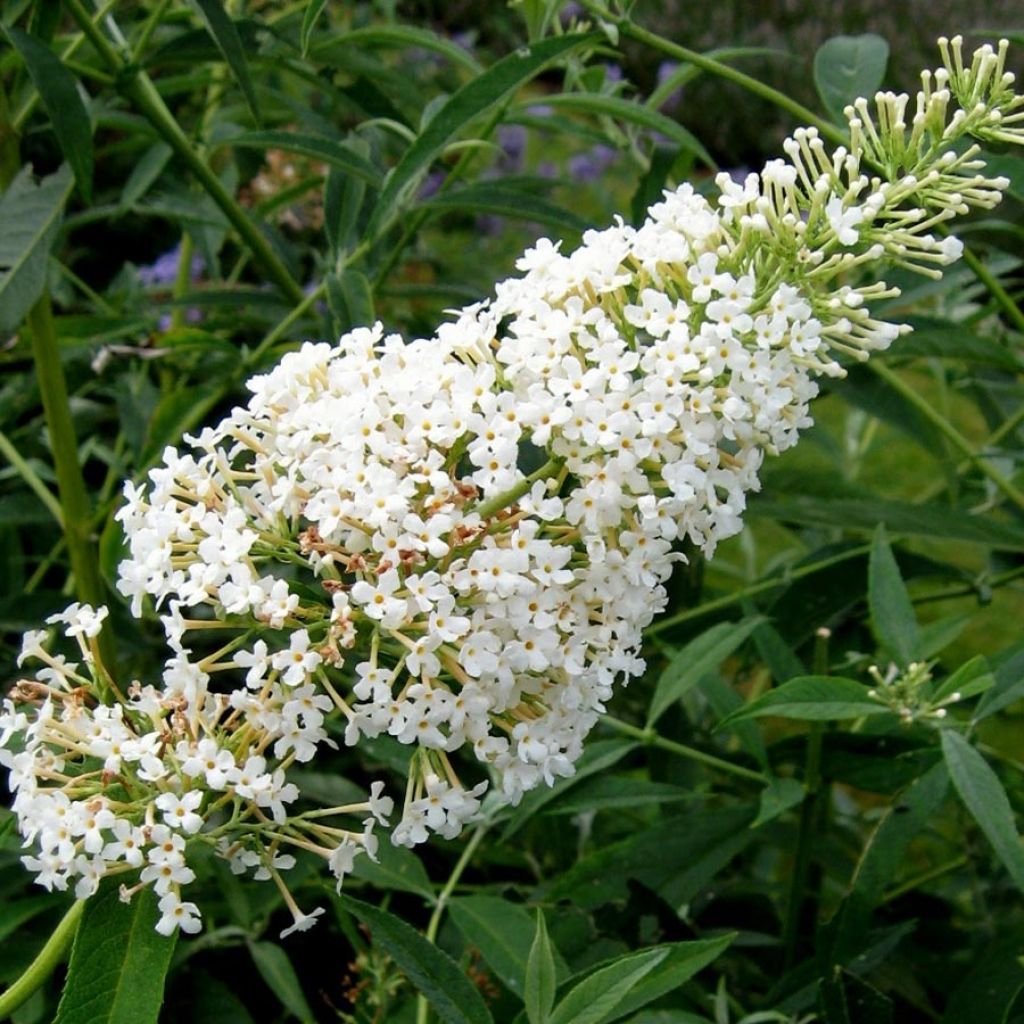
(3, 38, 1022, 936)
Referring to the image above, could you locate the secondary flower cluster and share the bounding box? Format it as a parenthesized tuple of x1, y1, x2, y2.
(3, 38, 1021, 935)
(2, 604, 390, 937)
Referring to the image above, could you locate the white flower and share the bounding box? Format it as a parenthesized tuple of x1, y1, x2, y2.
(279, 905, 324, 940)
(825, 196, 864, 245)
(156, 891, 202, 936)
(155, 790, 205, 834)
(45, 603, 108, 639)
(271, 630, 322, 687)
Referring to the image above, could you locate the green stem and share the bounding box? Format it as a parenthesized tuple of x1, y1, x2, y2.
(475, 458, 563, 519)
(62, 0, 304, 305)
(416, 824, 488, 1024)
(603, 715, 767, 783)
(782, 628, 830, 970)
(27, 296, 106, 613)
(0, 900, 84, 1019)
(245, 281, 325, 369)
(957, 241, 1024, 335)
(881, 854, 968, 904)
(0, 429, 64, 526)
(0, 81, 20, 186)
(132, 0, 175, 62)
(371, 103, 511, 288)
(576, 0, 843, 146)
(869, 361, 1024, 513)
(170, 233, 195, 331)
(11, 0, 118, 130)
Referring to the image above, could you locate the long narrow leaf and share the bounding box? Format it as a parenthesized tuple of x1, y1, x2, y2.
(339, 894, 494, 1024)
(647, 616, 763, 727)
(517, 92, 713, 168)
(192, 0, 261, 122)
(52, 883, 176, 1024)
(0, 164, 73, 333)
(942, 730, 1024, 895)
(868, 524, 920, 668)
(314, 25, 483, 74)
(224, 130, 381, 186)
(365, 33, 597, 241)
(5, 27, 93, 200)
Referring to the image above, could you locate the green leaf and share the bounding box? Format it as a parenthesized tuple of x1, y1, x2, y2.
(588, 937, 734, 1024)
(300, 0, 329, 57)
(931, 655, 994, 705)
(325, 268, 374, 333)
(5, 28, 93, 201)
(0, 895, 70, 944)
(365, 33, 597, 241)
(893, 316, 1024, 371)
(500, 738, 637, 840)
(0, 164, 73, 333)
(419, 182, 588, 234)
(973, 642, 1024, 722)
(818, 968, 893, 1024)
(868, 525, 920, 668)
(549, 948, 668, 1024)
(192, 0, 261, 122)
(718, 676, 887, 726)
(831, 364, 945, 456)
(751, 776, 805, 828)
(247, 942, 314, 1023)
(142, 384, 222, 465)
(324, 140, 369, 257)
(752, 620, 806, 685)
(630, 143, 679, 226)
(224, 130, 381, 186)
(748, 494, 1024, 550)
(539, 776, 692, 817)
(646, 616, 764, 727)
(525, 910, 557, 1024)
(450, 896, 565, 1001)
(53, 882, 176, 1024)
(313, 24, 483, 74)
(339, 895, 494, 1024)
(943, 936, 1024, 1024)
(813, 34, 889, 123)
(831, 762, 949, 959)
(518, 93, 713, 168)
(545, 806, 755, 911)
(942, 730, 1024, 895)
(120, 142, 173, 211)
(917, 614, 970, 660)
(178, 969, 257, 1024)
(350, 840, 435, 900)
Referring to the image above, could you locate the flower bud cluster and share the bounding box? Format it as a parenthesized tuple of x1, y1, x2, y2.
(3, 39, 1022, 936)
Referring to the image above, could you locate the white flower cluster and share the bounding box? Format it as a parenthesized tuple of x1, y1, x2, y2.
(2, 604, 391, 938)
(3, 38, 1021, 935)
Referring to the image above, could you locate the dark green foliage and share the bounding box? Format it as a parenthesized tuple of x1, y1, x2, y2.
(1, 5, 1024, 1024)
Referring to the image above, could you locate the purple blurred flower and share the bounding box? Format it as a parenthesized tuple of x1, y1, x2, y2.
(568, 144, 617, 182)
(139, 242, 204, 288)
(418, 170, 446, 200)
(604, 64, 623, 84)
(157, 307, 203, 332)
(560, 1, 583, 21)
(497, 124, 527, 170)
(656, 61, 684, 109)
(476, 214, 504, 236)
